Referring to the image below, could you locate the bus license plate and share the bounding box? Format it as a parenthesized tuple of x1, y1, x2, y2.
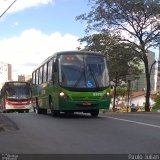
(14, 106, 25, 108)
(82, 102, 92, 106)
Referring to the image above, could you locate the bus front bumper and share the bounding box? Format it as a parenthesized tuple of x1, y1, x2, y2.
(58, 99, 110, 111)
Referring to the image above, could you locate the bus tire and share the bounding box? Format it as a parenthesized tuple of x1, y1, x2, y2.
(35, 107, 43, 114)
(42, 109, 47, 114)
(18, 110, 24, 113)
(49, 95, 60, 117)
(35, 98, 42, 114)
(3, 110, 8, 113)
(90, 109, 99, 117)
(51, 110, 60, 117)
(25, 109, 29, 113)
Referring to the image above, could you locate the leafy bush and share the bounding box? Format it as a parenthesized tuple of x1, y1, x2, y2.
(152, 95, 160, 111)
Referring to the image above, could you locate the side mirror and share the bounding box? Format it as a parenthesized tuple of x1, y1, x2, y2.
(52, 74, 55, 84)
(53, 61, 58, 72)
(52, 73, 58, 85)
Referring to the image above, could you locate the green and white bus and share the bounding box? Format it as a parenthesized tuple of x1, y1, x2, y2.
(32, 51, 111, 117)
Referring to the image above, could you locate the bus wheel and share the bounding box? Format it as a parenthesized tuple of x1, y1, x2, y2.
(35, 106, 42, 114)
(18, 110, 24, 113)
(90, 110, 99, 117)
(3, 110, 8, 113)
(51, 110, 60, 117)
(49, 96, 60, 117)
(25, 109, 29, 113)
(35, 99, 42, 114)
(42, 109, 47, 114)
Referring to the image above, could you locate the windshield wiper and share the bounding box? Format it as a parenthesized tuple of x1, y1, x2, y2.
(73, 68, 86, 88)
(87, 64, 99, 88)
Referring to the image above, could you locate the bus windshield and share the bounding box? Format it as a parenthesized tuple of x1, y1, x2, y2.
(5, 85, 31, 100)
(59, 54, 109, 89)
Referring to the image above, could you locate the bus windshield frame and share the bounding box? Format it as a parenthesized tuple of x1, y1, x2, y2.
(58, 53, 109, 91)
(5, 82, 31, 101)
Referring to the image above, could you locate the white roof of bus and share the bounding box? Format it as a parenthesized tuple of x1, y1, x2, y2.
(33, 50, 104, 72)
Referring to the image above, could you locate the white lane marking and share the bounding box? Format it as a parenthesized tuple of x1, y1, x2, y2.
(102, 115, 160, 129)
(121, 113, 160, 118)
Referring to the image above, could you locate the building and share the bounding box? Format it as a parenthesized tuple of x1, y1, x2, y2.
(18, 75, 25, 82)
(132, 50, 156, 92)
(0, 63, 12, 82)
(0, 63, 12, 89)
(18, 74, 32, 82)
(130, 91, 155, 107)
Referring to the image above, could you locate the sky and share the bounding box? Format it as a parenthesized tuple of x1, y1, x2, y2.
(0, 0, 159, 82)
(0, 0, 89, 81)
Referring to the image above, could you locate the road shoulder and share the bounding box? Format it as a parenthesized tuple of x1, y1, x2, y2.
(0, 113, 19, 132)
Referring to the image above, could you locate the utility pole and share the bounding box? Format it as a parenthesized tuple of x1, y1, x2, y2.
(126, 67, 134, 112)
(127, 80, 131, 112)
(0, 0, 18, 18)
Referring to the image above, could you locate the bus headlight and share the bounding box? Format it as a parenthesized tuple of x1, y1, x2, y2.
(59, 92, 70, 100)
(101, 92, 111, 100)
(59, 92, 65, 97)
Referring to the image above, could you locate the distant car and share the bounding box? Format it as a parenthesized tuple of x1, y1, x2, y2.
(130, 103, 138, 112)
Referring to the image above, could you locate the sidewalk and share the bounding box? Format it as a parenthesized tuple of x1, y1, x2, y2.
(100, 109, 160, 114)
(0, 113, 18, 132)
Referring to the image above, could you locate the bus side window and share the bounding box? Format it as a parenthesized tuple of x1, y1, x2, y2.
(32, 72, 36, 85)
(39, 67, 43, 84)
(36, 70, 39, 85)
(48, 59, 53, 82)
(53, 58, 58, 72)
(43, 64, 47, 83)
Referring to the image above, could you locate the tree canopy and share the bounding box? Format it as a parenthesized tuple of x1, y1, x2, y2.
(76, 0, 160, 111)
(79, 33, 142, 83)
(77, 0, 160, 49)
(79, 33, 142, 111)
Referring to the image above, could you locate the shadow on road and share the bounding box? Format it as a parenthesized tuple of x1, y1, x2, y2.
(0, 113, 19, 132)
(52, 113, 103, 119)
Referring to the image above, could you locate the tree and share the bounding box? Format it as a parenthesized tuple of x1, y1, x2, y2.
(108, 44, 142, 111)
(116, 86, 128, 98)
(76, 0, 160, 111)
(152, 94, 160, 111)
(79, 33, 142, 111)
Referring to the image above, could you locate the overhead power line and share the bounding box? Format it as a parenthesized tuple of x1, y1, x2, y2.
(0, 0, 18, 18)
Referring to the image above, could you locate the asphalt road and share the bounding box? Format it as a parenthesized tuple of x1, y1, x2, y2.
(0, 112, 160, 156)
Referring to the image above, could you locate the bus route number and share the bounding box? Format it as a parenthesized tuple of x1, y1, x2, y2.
(93, 93, 103, 96)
